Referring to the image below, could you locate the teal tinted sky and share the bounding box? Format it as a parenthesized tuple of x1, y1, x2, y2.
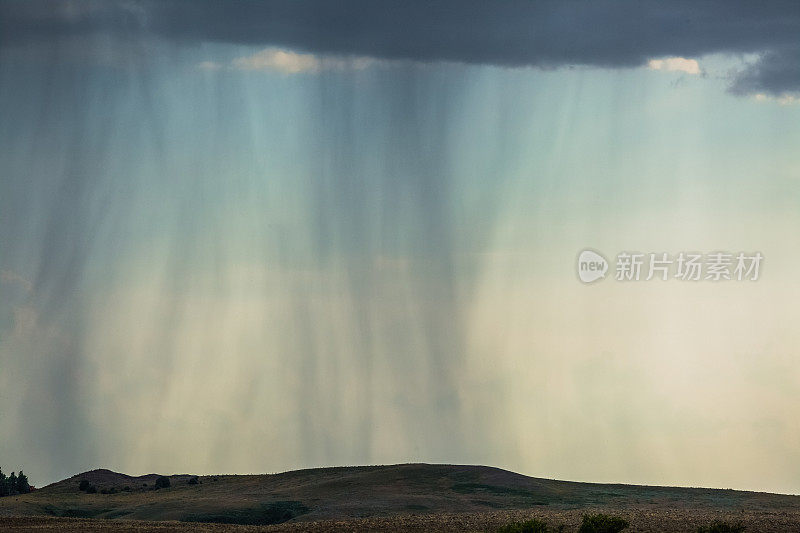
(1, 2, 800, 492)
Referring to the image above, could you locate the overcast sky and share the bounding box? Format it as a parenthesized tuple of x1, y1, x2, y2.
(1, 1, 800, 492)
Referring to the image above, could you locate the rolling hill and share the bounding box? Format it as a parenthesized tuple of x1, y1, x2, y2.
(1, 464, 799, 531)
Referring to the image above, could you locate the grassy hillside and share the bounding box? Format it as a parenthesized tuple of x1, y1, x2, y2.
(1, 464, 799, 529)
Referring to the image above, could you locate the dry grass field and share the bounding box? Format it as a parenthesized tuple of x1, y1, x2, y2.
(2, 464, 800, 532)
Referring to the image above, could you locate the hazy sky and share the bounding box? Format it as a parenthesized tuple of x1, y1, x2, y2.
(1, 1, 800, 493)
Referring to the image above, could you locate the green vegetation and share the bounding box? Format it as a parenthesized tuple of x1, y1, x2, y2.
(697, 520, 746, 533)
(78, 479, 98, 494)
(496, 518, 550, 533)
(181, 500, 310, 525)
(452, 483, 534, 497)
(0, 467, 31, 496)
(154, 476, 171, 489)
(451, 482, 551, 505)
(578, 513, 629, 533)
(59, 509, 96, 518)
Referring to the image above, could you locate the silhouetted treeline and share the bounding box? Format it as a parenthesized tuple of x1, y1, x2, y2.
(0, 468, 31, 496)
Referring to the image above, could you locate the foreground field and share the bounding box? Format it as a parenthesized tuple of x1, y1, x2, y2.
(2, 464, 800, 531)
(4, 509, 800, 533)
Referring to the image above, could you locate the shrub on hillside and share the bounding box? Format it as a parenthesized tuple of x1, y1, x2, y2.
(78, 479, 98, 494)
(16, 471, 30, 494)
(0, 468, 32, 496)
(578, 513, 629, 533)
(154, 476, 171, 489)
(0, 470, 8, 497)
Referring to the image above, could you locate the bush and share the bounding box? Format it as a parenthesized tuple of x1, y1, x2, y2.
(154, 476, 171, 489)
(578, 513, 629, 533)
(78, 479, 98, 494)
(16, 471, 30, 494)
(697, 520, 746, 533)
(0, 468, 33, 496)
(497, 518, 550, 533)
(188, 476, 199, 485)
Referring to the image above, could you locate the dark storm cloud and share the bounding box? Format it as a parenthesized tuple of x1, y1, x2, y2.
(2, 0, 800, 96)
(730, 47, 800, 97)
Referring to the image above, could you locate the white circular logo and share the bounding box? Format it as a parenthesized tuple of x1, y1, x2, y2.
(577, 249, 608, 283)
